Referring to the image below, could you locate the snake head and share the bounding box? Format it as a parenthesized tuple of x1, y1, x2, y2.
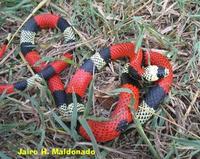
(143, 65, 169, 82)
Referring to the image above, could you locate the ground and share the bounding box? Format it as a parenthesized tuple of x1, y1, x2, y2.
(0, 0, 200, 159)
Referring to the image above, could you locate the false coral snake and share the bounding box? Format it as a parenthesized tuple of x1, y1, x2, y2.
(0, 13, 173, 142)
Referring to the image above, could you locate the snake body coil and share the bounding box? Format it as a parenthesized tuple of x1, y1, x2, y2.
(0, 14, 173, 142)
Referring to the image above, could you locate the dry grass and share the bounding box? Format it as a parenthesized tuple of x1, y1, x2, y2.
(0, 0, 200, 159)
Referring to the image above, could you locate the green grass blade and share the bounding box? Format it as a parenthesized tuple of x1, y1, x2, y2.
(108, 87, 133, 96)
(52, 112, 71, 135)
(134, 117, 161, 159)
(163, 147, 175, 159)
(135, 24, 144, 53)
(84, 79, 94, 117)
(0, 123, 18, 133)
(38, 129, 45, 149)
(70, 92, 79, 141)
(78, 118, 102, 159)
(131, 103, 161, 159)
(0, 152, 11, 159)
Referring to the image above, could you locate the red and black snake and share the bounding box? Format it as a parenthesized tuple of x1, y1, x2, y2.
(0, 13, 173, 142)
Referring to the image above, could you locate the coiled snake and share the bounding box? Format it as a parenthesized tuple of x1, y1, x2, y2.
(0, 13, 173, 142)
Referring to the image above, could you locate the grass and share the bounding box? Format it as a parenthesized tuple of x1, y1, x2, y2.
(0, 0, 200, 158)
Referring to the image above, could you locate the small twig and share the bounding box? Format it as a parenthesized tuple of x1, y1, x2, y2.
(131, 0, 152, 16)
(18, 51, 35, 75)
(183, 90, 200, 122)
(0, 47, 16, 65)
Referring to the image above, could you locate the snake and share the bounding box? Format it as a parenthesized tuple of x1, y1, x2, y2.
(0, 13, 173, 142)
